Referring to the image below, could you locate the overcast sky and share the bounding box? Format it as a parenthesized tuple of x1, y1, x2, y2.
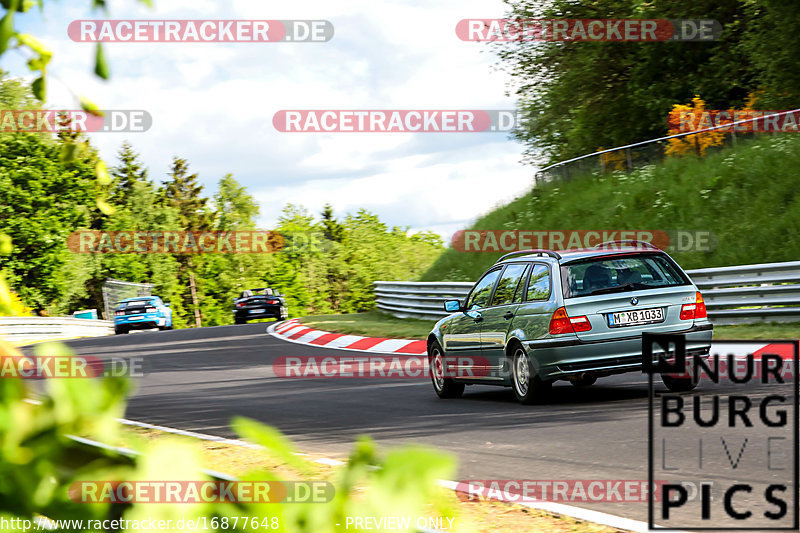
(7, 0, 537, 241)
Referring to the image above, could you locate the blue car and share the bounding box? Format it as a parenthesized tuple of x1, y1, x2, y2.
(113, 296, 173, 334)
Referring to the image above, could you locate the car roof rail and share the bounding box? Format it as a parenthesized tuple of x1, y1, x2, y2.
(594, 240, 660, 250)
(495, 249, 561, 263)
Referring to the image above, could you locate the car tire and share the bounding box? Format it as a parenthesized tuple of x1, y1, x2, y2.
(571, 374, 597, 387)
(235, 317, 246, 325)
(661, 373, 698, 392)
(114, 326, 128, 335)
(511, 345, 551, 404)
(429, 341, 465, 399)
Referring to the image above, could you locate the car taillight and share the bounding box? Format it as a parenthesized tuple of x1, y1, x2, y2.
(695, 291, 707, 319)
(114, 311, 123, 317)
(569, 315, 592, 332)
(236, 302, 246, 308)
(266, 299, 278, 304)
(680, 292, 707, 321)
(549, 307, 592, 334)
(146, 307, 156, 313)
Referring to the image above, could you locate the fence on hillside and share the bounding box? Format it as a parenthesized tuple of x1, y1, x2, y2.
(534, 109, 800, 183)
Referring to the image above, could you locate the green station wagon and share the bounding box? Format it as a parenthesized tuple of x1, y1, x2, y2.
(427, 242, 713, 403)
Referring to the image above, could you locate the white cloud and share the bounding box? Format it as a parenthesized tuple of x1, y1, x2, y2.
(8, 0, 532, 241)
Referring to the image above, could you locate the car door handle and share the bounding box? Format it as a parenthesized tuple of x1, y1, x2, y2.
(504, 311, 514, 319)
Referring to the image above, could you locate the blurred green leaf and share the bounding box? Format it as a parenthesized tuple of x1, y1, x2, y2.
(233, 416, 314, 476)
(79, 96, 104, 117)
(95, 160, 111, 185)
(58, 142, 77, 162)
(95, 198, 114, 215)
(0, 234, 11, 255)
(0, 3, 16, 55)
(94, 42, 109, 79)
(30, 76, 44, 100)
(16, 32, 50, 58)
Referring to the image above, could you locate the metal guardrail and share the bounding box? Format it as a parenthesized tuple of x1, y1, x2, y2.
(0, 316, 114, 346)
(375, 260, 800, 324)
(373, 281, 473, 319)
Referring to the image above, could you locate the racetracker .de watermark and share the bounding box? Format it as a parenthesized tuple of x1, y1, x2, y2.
(272, 110, 524, 132)
(668, 109, 800, 133)
(456, 19, 721, 42)
(273, 355, 490, 379)
(68, 20, 334, 42)
(69, 480, 333, 503)
(0, 110, 151, 133)
(68, 231, 284, 254)
(451, 230, 716, 253)
(0, 355, 143, 378)
(458, 479, 712, 503)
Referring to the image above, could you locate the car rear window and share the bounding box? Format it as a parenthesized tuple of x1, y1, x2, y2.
(117, 299, 152, 309)
(561, 254, 689, 298)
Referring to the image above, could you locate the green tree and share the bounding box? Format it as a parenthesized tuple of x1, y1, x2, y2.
(194, 175, 265, 325)
(499, 0, 755, 163)
(110, 141, 149, 207)
(0, 132, 99, 313)
(213, 173, 259, 231)
(321, 203, 344, 242)
(161, 157, 212, 231)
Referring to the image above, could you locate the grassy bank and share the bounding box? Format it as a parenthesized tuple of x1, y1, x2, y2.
(421, 134, 800, 282)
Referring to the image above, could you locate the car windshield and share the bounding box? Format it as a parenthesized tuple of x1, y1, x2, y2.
(561, 254, 689, 298)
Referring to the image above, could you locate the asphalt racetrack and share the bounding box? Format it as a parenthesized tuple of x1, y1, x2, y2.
(39, 323, 798, 529)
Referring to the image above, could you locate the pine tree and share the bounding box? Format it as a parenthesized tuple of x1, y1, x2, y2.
(111, 141, 149, 206)
(159, 157, 213, 327)
(321, 203, 344, 243)
(161, 157, 212, 231)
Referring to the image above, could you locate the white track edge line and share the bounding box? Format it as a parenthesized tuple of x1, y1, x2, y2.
(96, 406, 654, 533)
(24, 404, 654, 531)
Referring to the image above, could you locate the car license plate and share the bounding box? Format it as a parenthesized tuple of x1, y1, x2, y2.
(608, 307, 664, 327)
(128, 316, 142, 321)
(249, 309, 266, 314)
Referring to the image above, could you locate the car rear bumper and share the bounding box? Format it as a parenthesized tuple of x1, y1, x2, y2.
(523, 322, 713, 381)
(233, 306, 282, 320)
(115, 315, 166, 329)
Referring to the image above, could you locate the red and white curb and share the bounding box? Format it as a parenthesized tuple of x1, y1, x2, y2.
(269, 319, 795, 360)
(268, 318, 427, 355)
(714, 341, 796, 359)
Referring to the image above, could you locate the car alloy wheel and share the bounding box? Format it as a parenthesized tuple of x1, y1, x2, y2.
(511, 345, 550, 404)
(428, 341, 465, 399)
(513, 347, 530, 396)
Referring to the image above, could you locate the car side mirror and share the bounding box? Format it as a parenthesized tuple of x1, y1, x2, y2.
(443, 299, 462, 313)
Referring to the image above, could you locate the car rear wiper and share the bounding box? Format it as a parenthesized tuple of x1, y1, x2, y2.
(589, 282, 650, 296)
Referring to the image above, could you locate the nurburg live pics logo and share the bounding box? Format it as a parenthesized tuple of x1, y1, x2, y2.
(643, 334, 799, 530)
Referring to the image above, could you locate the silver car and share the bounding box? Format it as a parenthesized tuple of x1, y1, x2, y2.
(427, 241, 713, 403)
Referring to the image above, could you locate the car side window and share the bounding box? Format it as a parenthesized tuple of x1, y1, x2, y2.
(526, 264, 551, 301)
(491, 264, 529, 307)
(512, 264, 531, 303)
(466, 268, 502, 309)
